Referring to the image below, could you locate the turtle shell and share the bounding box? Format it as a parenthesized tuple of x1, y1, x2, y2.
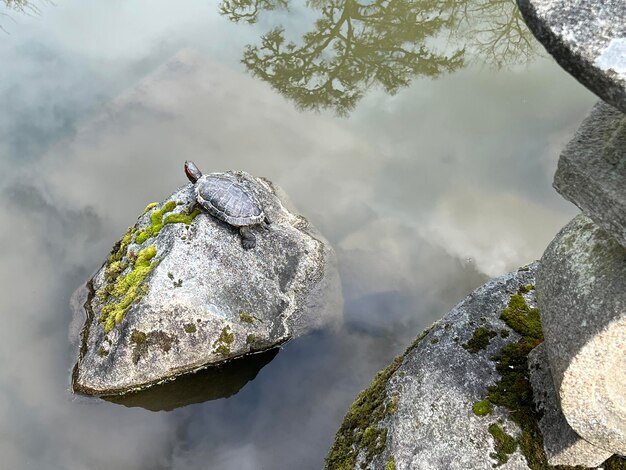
(194, 173, 264, 226)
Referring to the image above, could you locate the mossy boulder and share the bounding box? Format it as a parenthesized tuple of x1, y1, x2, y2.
(72, 172, 341, 397)
(325, 264, 624, 469)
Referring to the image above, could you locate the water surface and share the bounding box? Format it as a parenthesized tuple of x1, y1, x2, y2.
(0, 1, 595, 469)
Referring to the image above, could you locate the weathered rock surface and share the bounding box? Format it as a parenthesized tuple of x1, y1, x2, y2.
(516, 0, 626, 113)
(554, 101, 626, 248)
(537, 214, 626, 455)
(327, 264, 554, 469)
(73, 172, 341, 396)
(528, 344, 613, 466)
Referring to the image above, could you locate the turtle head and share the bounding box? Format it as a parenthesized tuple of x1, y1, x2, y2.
(184, 160, 203, 184)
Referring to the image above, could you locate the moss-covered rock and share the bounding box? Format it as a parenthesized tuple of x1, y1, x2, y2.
(325, 264, 625, 469)
(326, 328, 431, 470)
(72, 175, 342, 398)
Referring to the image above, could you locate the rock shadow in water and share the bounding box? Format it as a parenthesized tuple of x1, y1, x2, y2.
(103, 348, 280, 412)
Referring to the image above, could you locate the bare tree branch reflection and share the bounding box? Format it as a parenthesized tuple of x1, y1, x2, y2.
(220, 0, 288, 24)
(230, 0, 465, 115)
(1, 0, 46, 33)
(219, 0, 537, 115)
(449, 0, 537, 68)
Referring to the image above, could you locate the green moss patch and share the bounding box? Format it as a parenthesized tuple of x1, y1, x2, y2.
(213, 326, 235, 357)
(98, 245, 158, 332)
(184, 323, 197, 334)
(518, 284, 535, 294)
(239, 310, 255, 323)
(96, 200, 200, 333)
(473, 399, 491, 417)
(135, 200, 177, 244)
(163, 206, 201, 226)
(499, 294, 542, 339)
(135, 201, 201, 244)
(143, 202, 158, 214)
(385, 456, 396, 470)
(485, 293, 546, 467)
(105, 226, 136, 271)
(463, 327, 496, 353)
(603, 456, 626, 469)
(488, 423, 517, 465)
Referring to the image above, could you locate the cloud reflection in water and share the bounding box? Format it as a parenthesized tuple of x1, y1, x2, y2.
(0, 1, 596, 468)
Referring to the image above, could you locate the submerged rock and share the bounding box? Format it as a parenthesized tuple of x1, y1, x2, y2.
(537, 214, 626, 456)
(72, 172, 341, 396)
(325, 264, 624, 469)
(516, 0, 626, 113)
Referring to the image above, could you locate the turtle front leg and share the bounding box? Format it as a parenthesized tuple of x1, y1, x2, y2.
(184, 201, 199, 216)
(240, 226, 256, 250)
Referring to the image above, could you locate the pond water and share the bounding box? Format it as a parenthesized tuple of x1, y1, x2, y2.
(0, 1, 596, 469)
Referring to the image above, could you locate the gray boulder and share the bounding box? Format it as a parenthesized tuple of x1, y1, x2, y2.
(537, 214, 626, 456)
(553, 101, 626, 249)
(528, 344, 613, 466)
(72, 172, 341, 396)
(327, 264, 557, 469)
(516, 0, 626, 113)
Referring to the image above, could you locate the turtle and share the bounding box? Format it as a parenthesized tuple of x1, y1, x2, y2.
(184, 160, 269, 249)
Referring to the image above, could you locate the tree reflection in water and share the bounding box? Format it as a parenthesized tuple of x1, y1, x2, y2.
(1, 0, 45, 32)
(220, 0, 537, 115)
(447, 0, 536, 68)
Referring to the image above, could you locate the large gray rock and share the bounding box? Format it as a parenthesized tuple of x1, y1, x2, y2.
(537, 214, 626, 456)
(554, 101, 626, 248)
(326, 264, 556, 469)
(528, 344, 613, 466)
(516, 0, 626, 113)
(73, 172, 341, 396)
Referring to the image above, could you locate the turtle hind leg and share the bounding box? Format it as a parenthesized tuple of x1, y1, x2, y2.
(240, 226, 256, 250)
